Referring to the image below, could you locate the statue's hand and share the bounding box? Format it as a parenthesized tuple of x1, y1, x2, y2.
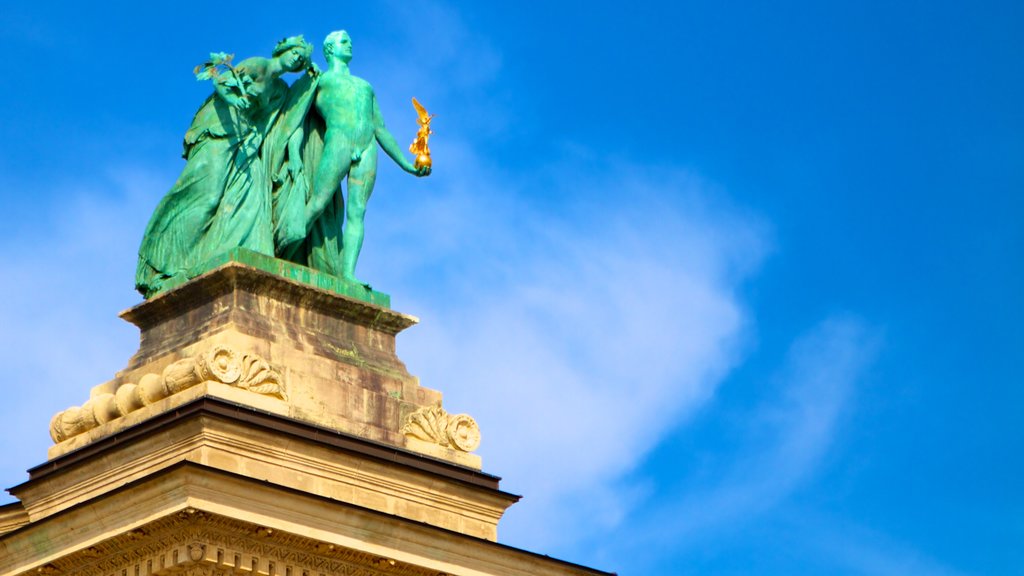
(401, 161, 430, 177)
(404, 164, 430, 177)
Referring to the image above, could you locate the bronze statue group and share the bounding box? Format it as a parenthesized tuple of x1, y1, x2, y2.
(136, 31, 429, 298)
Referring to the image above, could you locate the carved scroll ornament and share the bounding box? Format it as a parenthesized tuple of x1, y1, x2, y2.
(50, 345, 285, 443)
(401, 406, 481, 452)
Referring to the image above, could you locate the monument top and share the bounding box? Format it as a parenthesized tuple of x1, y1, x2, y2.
(0, 28, 615, 576)
(136, 31, 433, 301)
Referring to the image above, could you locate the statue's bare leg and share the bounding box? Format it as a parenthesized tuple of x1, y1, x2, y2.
(340, 145, 378, 285)
(308, 135, 353, 229)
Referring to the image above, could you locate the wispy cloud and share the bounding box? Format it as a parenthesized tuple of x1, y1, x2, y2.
(365, 146, 770, 551)
(0, 11, 767, 572)
(650, 317, 875, 539)
(582, 316, 879, 572)
(750, 317, 877, 503)
(2, 2, 764, 561)
(0, 168, 161, 492)
(797, 513, 972, 576)
(0, 153, 768, 561)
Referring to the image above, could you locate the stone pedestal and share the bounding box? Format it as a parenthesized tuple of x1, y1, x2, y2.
(0, 254, 613, 576)
(48, 253, 481, 469)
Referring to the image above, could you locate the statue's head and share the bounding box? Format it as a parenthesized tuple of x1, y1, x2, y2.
(323, 30, 353, 63)
(273, 35, 314, 72)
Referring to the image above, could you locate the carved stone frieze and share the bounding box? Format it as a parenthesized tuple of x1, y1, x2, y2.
(402, 406, 481, 452)
(49, 346, 286, 443)
(22, 509, 445, 576)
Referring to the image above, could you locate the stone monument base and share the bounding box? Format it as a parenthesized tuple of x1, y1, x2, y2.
(48, 252, 482, 470)
(0, 254, 614, 576)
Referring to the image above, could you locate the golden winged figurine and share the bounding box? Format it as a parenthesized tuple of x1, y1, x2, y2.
(410, 97, 434, 170)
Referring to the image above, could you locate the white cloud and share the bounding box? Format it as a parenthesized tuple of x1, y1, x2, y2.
(0, 168, 161, 494)
(0, 155, 765, 559)
(365, 149, 769, 550)
(596, 315, 879, 569)
(0, 4, 768, 559)
(306, 0, 776, 556)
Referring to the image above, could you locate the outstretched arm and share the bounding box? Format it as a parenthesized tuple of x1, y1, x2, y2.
(373, 96, 430, 176)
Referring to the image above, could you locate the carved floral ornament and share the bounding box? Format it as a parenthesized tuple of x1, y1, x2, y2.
(49, 346, 286, 443)
(401, 405, 481, 452)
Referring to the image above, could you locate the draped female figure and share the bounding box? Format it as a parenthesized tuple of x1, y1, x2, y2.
(135, 37, 313, 298)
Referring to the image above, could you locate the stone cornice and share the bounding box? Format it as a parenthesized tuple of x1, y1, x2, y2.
(29, 396, 504, 491)
(120, 256, 417, 336)
(2, 463, 612, 576)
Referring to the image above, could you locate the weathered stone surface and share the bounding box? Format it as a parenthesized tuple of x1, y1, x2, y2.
(2, 251, 617, 576)
(20, 398, 513, 541)
(0, 504, 27, 537)
(153, 247, 393, 307)
(48, 258, 476, 468)
(0, 463, 610, 576)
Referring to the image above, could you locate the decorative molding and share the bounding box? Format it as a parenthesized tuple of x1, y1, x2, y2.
(119, 258, 415, 334)
(49, 346, 286, 443)
(24, 508, 444, 576)
(402, 406, 481, 452)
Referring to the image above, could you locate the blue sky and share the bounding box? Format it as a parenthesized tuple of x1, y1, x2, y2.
(0, 1, 1020, 574)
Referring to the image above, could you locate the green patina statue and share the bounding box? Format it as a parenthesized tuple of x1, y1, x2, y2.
(135, 36, 315, 298)
(135, 30, 429, 299)
(307, 30, 431, 284)
(271, 30, 431, 285)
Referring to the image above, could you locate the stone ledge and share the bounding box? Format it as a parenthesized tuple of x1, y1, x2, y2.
(0, 503, 28, 537)
(121, 251, 416, 335)
(159, 246, 393, 307)
(33, 395, 501, 490)
(0, 464, 613, 576)
(22, 396, 510, 539)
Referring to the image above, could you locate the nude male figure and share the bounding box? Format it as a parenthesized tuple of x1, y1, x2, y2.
(306, 30, 430, 285)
